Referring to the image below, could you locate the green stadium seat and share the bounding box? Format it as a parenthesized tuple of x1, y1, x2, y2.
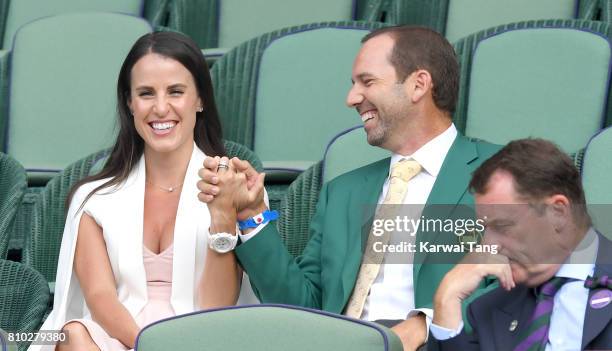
(218, 0, 355, 49)
(135, 304, 403, 351)
(0, 259, 50, 351)
(211, 21, 385, 182)
(0, 0, 144, 49)
(582, 127, 612, 240)
(453, 20, 612, 154)
(3, 12, 151, 184)
(165, 0, 385, 52)
(24, 149, 110, 284)
(278, 127, 388, 257)
(384, 0, 601, 42)
(0, 153, 26, 259)
(24, 141, 261, 287)
(323, 126, 389, 183)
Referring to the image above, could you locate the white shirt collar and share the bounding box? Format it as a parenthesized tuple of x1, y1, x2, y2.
(555, 227, 599, 281)
(389, 124, 458, 178)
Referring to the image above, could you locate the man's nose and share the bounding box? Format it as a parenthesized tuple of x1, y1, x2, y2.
(346, 85, 364, 108)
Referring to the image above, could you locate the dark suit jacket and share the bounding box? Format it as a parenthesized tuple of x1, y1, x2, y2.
(428, 233, 612, 351)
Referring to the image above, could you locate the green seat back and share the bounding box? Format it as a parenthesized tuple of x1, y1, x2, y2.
(164, 0, 385, 50)
(445, 0, 576, 43)
(0, 259, 50, 350)
(211, 21, 385, 154)
(254, 26, 370, 172)
(2, 0, 143, 48)
(385, 0, 603, 42)
(218, 0, 355, 48)
(464, 26, 610, 153)
(323, 126, 389, 183)
(582, 127, 612, 240)
(5, 12, 151, 183)
(0, 153, 26, 259)
(136, 305, 403, 351)
(276, 127, 389, 257)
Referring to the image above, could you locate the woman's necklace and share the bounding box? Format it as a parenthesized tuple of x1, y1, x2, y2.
(146, 180, 183, 193)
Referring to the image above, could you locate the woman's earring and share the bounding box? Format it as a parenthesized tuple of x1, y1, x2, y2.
(197, 106, 204, 113)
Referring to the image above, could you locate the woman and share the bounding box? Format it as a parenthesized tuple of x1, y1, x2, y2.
(33, 32, 254, 351)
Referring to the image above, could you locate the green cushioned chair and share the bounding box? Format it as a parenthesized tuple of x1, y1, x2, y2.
(453, 19, 612, 154)
(166, 0, 385, 51)
(322, 126, 390, 183)
(24, 141, 261, 285)
(211, 21, 385, 182)
(4, 12, 151, 184)
(24, 149, 111, 284)
(143, 0, 171, 28)
(0, 259, 50, 351)
(278, 126, 388, 257)
(0, 0, 144, 49)
(136, 304, 403, 351)
(0, 153, 26, 259)
(582, 127, 612, 240)
(384, 0, 601, 43)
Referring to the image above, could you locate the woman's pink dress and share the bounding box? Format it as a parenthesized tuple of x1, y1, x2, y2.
(65, 244, 176, 350)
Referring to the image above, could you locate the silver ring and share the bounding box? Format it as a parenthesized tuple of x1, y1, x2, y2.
(217, 160, 229, 171)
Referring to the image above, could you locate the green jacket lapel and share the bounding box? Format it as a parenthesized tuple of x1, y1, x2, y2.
(413, 135, 478, 286)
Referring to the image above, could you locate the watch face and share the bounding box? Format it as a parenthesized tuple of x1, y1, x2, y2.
(213, 236, 233, 253)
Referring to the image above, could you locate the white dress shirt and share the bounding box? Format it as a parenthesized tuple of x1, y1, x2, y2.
(361, 124, 457, 326)
(430, 227, 599, 351)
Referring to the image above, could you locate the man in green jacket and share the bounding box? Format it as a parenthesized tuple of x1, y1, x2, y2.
(199, 25, 500, 350)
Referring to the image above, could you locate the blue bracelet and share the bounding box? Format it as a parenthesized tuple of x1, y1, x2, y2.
(238, 210, 279, 230)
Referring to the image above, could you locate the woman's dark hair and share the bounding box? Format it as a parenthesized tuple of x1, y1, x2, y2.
(67, 31, 225, 209)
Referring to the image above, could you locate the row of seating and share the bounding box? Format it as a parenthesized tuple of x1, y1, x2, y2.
(4, 0, 605, 54)
(0, 0, 382, 55)
(154, 0, 610, 52)
(3, 0, 604, 58)
(2, 14, 611, 186)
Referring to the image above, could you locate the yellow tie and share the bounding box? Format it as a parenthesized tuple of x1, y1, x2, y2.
(344, 159, 422, 319)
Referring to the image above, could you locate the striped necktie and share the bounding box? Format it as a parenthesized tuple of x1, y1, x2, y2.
(344, 159, 422, 318)
(513, 277, 569, 351)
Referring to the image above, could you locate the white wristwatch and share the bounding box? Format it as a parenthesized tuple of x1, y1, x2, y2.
(208, 232, 238, 253)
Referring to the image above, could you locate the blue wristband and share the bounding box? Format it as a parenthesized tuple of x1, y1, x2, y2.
(238, 210, 279, 230)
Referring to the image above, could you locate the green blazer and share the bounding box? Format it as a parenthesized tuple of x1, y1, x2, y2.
(236, 134, 502, 321)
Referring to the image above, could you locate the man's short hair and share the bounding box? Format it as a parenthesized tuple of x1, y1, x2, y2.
(470, 138, 591, 227)
(362, 25, 459, 114)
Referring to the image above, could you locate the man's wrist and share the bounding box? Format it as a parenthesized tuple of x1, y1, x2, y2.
(237, 202, 268, 221)
(432, 296, 463, 329)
